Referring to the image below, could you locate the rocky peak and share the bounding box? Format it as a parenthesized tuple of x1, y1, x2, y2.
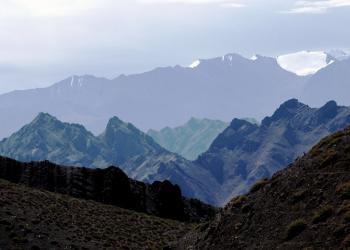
(262, 99, 309, 126)
(317, 100, 339, 122)
(230, 118, 256, 130)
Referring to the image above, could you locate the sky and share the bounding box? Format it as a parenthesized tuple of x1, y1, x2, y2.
(0, 0, 350, 94)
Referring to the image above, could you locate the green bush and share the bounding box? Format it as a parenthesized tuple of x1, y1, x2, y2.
(284, 219, 307, 240)
(312, 206, 333, 223)
(250, 179, 269, 193)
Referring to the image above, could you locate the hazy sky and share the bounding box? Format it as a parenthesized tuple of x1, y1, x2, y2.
(0, 0, 350, 93)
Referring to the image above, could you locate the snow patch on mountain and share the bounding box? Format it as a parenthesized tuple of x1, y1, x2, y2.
(250, 55, 258, 61)
(189, 60, 201, 68)
(277, 50, 333, 76)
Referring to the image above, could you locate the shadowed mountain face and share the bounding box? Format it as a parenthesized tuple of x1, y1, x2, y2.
(148, 118, 229, 160)
(196, 99, 350, 205)
(172, 126, 350, 249)
(0, 156, 216, 222)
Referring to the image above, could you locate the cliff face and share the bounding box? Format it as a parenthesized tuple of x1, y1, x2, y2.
(0, 156, 216, 222)
(173, 125, 350, 249)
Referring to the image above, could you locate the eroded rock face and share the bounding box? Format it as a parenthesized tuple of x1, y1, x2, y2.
(0, 157, 216, 222)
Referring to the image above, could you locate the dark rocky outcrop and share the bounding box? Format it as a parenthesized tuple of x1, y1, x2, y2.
(172, 126, 350, 249)
(0, 156, 216, 222)
(196, 99, 350, 205)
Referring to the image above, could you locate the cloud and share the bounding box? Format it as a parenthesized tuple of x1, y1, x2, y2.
(138, 0, 246, 7)
(0, 0, 97, 18)
(285, 0, 350, 14)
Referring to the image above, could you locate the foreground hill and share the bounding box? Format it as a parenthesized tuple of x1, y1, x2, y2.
(0, 179, 191, 250)
(172, 126, 350, 249)
(197, 99, 350, 205)
(148, 118, 229, 160)
(0, 156, 216, 222)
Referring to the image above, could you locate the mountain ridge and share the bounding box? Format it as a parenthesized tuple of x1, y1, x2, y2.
(0, 113, 220, 205)
(196, 99, 350, 205)
(0, 155, 216, 222)
(1, 99, 350, 206)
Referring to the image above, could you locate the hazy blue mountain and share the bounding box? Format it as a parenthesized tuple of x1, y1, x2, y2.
(301, 57, 350, 107)
(0, 113, 219, 205)
(99, 116, 164, 165)
(0, 51, 349, 140)
(0, 113, 107, 167)
(196, 99, 350, 205)
(0, 53, 305, 140)
(148, 118, 229, 160)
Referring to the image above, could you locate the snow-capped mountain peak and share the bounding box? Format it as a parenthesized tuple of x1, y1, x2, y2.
(277, 50, 334, 76)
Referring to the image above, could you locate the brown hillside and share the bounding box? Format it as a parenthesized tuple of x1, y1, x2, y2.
(0, 179, 192, 250)
(172, 126, 350, 249)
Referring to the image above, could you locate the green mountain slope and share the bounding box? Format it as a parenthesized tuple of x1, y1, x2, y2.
(148, 118, 229, 160)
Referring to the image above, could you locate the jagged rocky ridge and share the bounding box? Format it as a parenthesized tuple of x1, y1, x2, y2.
(0, 100, 350, 206)
(196, 99, 350, 205)
(171, 125, 350, 249)
(0, 113, 219, 205)
(0, 156, 216, 222)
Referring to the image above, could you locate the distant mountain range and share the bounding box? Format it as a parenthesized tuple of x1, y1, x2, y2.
(0, 50, 349, 140)
(1, 99, 349, 206)
(172, 125, 350, 249)
(148, 118, 229, 160)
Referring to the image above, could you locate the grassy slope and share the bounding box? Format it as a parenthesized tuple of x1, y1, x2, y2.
(0, 179, 192, 250)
